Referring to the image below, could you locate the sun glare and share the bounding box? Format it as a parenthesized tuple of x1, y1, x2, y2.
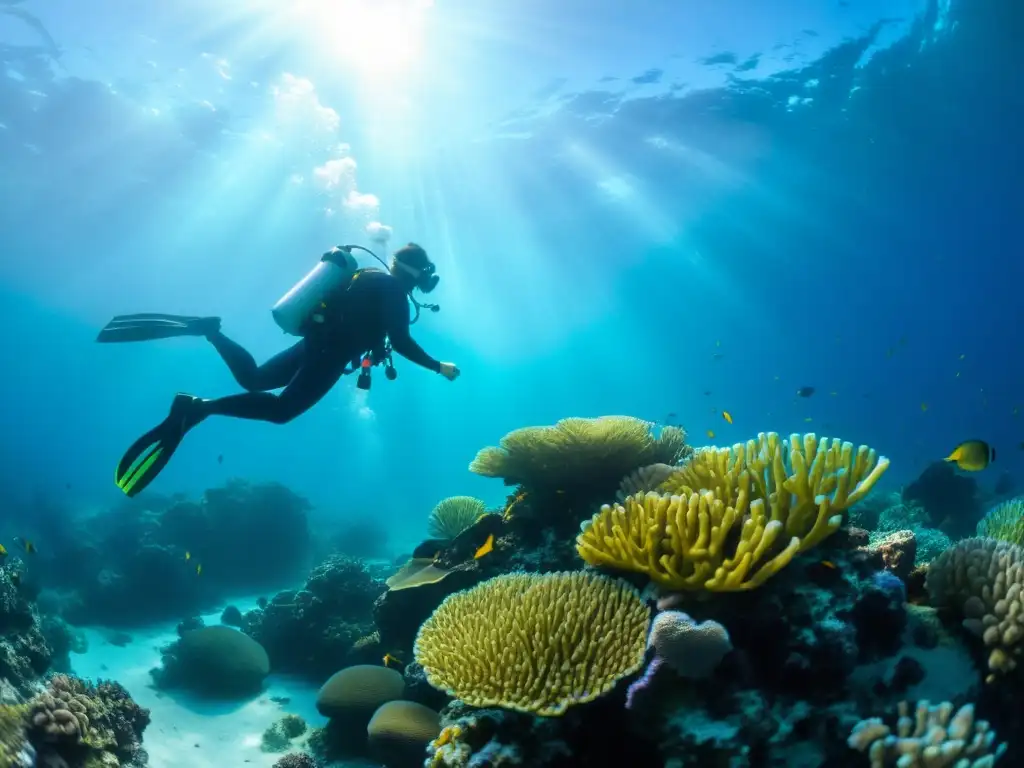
(284, 0, 434, 80)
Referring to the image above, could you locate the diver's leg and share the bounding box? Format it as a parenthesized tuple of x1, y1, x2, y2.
(198, 351, 348, 424)
(207, 332, 305, 392)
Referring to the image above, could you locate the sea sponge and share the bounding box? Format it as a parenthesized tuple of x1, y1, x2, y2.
(926, 537, 1024, 680)
(366, 700, 441, 766)
(847, 700, 1007, 766)
(469, 416, 688, 490)
(153, 625, 270, 697)
(428, 497, 488, 540)
(316, 665, 405, 720)
(414, 571, 650, 716)
(976, 497, 1024, 546)
(578, 432, 889, 591)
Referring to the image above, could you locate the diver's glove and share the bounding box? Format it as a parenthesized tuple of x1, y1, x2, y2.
(439, 362, 461, 381)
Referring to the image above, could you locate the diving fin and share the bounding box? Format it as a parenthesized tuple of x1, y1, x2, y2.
(115, 393, 206, 497)
(96, 313, 221, 343)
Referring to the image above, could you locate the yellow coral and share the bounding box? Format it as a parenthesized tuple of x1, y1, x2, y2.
(469, 416, 687, 490)
(413, 571, 650, 716)
(428, 496, 488, 540)
(577, 432, 889, 592)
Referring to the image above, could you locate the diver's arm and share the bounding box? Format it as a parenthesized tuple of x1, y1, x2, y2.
(386, 288, 442, 373)
(390, 327, 442, 372)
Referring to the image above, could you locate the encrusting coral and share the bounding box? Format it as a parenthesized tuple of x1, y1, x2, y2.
(926, 536, 1024, 680)
(428, 496, 488, 540)
(414, 571, 650, 716)
(469, 416, 688, 491)
(577, 432, 889, 591)
(847, 699, 1007, 767)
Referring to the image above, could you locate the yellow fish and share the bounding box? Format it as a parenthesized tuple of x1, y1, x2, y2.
(945, 440, 995, 472)
(474, 534, 494, 560)
(804, 417, 813, 423)
(0, 544, 6, 557)
(722, 411, 733, 425)
(382, 653, 403, 670)
(706, 429, 715, 439)
(185, 551, 191, 561)
(20, 540, 35, 555)
(196, 564, 203, 576)
(820, 560, 836, 569)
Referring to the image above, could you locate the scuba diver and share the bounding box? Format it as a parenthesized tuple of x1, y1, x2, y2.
(97, 242, 460, 497)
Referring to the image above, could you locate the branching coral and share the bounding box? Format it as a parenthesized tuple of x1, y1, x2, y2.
(469, 416, 688, 490)
(926, 537, 1024, 680)
(847, 700, 1006, 766)
(577, 433, 889, 591)
(414, 571, 650, 716)
(428, 497, 488, 540)
(976, 497, 1024, 545)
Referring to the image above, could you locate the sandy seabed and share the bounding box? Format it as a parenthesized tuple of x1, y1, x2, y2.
(70, 599, 327, 768)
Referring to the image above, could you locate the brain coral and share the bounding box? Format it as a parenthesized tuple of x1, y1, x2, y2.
(414, 571, 651, 716)
(154, 625, 270, 697)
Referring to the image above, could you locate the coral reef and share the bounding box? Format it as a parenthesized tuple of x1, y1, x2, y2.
(976, 497, 1024, 546)
(261, 714, 307, 753)
(241, 555, 385, 679)
(0, 562, 55, 695)
(41, 480, 313, 626)
(414, 571, 650, 716)
(366, 700, 441, 766)
(271, 753, 319, 768)
(926, 537, 1024, 681)
(848, 699, 1006, 766)
(579, 432, 888, 591)
(26, 673, 150, 768)
(427, 497, 488, 541)
(151, 625, 270, 698)
(469, 416, 688, 502)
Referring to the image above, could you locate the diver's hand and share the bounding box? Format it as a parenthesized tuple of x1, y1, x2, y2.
(439, 362, 461, 381)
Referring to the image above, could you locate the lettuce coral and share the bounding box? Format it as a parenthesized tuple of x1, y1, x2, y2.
(414, 571, 650, 716)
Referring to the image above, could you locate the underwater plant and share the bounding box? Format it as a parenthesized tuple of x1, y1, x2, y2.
(414, 571, 650, 716)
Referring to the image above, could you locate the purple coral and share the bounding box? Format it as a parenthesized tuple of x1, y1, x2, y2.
(626, 611, 732, 709)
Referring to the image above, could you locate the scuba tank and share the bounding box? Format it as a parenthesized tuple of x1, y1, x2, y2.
(271, 246, 359, 336)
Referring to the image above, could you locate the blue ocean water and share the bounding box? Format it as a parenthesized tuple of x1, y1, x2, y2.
(0, 0, 1019, 543)
(0, 1, 1021, 764)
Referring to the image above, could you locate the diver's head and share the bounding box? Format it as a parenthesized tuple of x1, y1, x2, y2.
(391, 242, 439, 293)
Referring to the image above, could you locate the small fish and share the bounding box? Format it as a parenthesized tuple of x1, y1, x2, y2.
(945, 440, 995, 472)
(474, 534, 494, 560)
(382, 653, 403, 670)
(716, 339, 721, 347)
(955, 371, 960, 377)
(959, 354, 965, 359)
(804, 417, 813, 422)
(185, 551, 191, 561)
(666, 412, 677, 421)
(722, 411, 733, 424)
(830, 391, 838, 397)
(796, 386, 815, 398)
(712, 353, 724, 361)
(820, 560, 836, 569)
(15, 539, 36, 555)
(196, 564, 203, 576)
(706, 429, 715, 439)
(0, 544, 6, 558)
(703, 390, 712, 396)
(217, 454, 223, 464)
(921, 402, 928, 412)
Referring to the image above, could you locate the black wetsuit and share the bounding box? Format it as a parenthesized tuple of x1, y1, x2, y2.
(201, 269, 441, 424)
